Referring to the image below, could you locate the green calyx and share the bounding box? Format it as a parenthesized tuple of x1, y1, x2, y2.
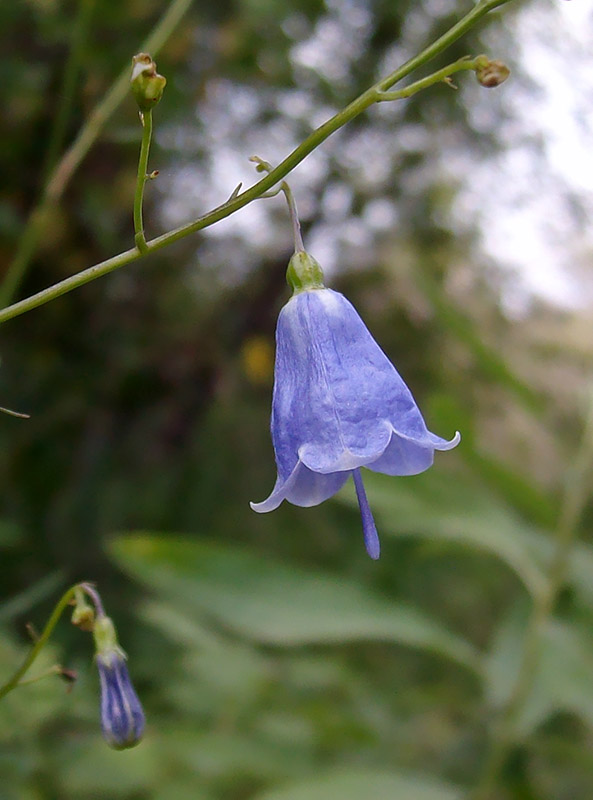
(287, 251, 325, 294)
(93, 615, 126, 661)
(131, 53, 166, 112)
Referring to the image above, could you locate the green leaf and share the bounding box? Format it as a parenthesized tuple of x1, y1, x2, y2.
(57, 735, 160, 796)
(109, 534, 480, 674)
(566, 542, 593, 607)
(252, 769, 462, 800)
(155, 729, 311, 783)
(0, 519, 21, 549)
(486, 603, 593, 735)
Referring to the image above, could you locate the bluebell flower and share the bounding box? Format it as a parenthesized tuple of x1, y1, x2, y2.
(251, 251, 460, 559)
(93, 616, 145, 750)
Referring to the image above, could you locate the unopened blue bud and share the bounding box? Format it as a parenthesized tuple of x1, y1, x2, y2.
(94, 616, 145, 750)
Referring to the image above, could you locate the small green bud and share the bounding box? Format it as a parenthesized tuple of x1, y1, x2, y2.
(287, 250, 326, 294)
(131, 53, 166, 111)
(71, 603, 95, 631)
(474, 55, 510, 88)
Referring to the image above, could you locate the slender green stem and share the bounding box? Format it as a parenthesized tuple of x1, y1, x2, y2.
(471, 389, 593, 800)
(375, 56, 478, 101)
(16, 665, 63, 688)
(0, 406, 30, 419)
(0, 0, 194, 307)
(133, 110, 153, 253)
(79, 582, 106, 617)
(281, 182, 305, 253)
(41, 0, 96, 186)
(0, 585, 78, 701)
(0, 0, 515, 325)
(251, 158, 304, 252)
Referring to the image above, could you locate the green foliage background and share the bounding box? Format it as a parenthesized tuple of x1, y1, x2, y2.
(1, 1, 592, 798)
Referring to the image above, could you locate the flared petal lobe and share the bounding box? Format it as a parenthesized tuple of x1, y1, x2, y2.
(251, 461, 350, 513)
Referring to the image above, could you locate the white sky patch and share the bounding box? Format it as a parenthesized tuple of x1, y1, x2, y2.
(157, 0, 593, 310)
(455, 0, 593, 310)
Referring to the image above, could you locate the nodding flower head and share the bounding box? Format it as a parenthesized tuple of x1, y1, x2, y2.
(251, 250, 460, 560)
(93, 615, 145, 750)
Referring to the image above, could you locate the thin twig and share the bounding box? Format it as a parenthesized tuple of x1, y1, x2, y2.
(0, 0, 194, 307)
(0, 585, 78, 701)
(0, 0, 515, 324)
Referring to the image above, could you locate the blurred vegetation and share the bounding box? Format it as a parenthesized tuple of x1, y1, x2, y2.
(1, 1, 593, 799)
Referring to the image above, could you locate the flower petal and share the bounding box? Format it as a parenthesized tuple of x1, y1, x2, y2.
(367, 429, 461, 476)
(271, 289, 435, 475)
(299, 419, 392, 473)
(251, 460, 350, 512)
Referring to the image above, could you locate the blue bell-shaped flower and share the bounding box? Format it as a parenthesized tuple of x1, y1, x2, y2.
(251, 250, 460, 559)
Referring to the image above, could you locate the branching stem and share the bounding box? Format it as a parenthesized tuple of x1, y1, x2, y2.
(374, 56, 478, 101)
(0, 0, 515, 325)
(0, 0, 193, 307)
(0, 585, 78, 701)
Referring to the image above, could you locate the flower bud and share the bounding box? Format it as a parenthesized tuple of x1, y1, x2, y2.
(130, 53, 166, 111)
(286, 251, 326, 294)
(71, 590, 95, 631)
(93, 616, 145, 750)
(474, 56, 510, 88)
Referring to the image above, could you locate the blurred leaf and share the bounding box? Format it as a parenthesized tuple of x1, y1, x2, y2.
(0, 630, 70, 743)
(416, 265, 543, 413)
(142, 600, 272, 703)
(156, 729, 311, 783)
(565, 542, 593, 607)
(519, 532, 593, 610)
(153, 783, 213, 800)
(486, 603, 593, 736)
(253, 768, 462, 800)
(58, 735, 160, 796)
(0, 519, 21, 548)
(337, 470, 547, 599)
(340, 470, 593, 615)
(109, 534, 481, 673)
(0, 571, 64, 623)
(465, 449, 557, 529)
